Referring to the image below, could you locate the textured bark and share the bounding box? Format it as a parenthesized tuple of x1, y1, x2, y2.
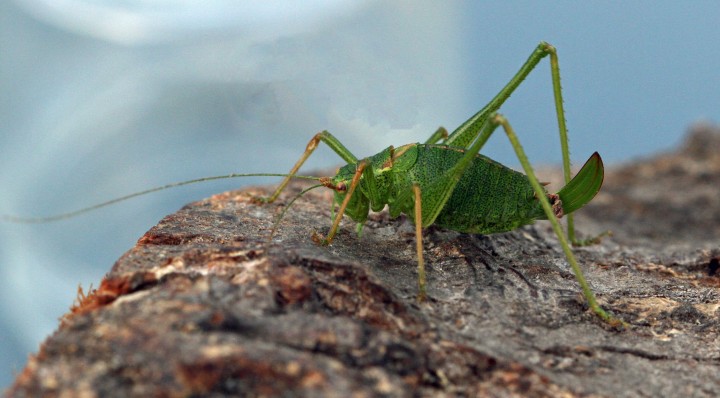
(7, 125, 720, 397)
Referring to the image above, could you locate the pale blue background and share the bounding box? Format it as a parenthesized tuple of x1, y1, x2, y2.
(1, 1, 719, 389)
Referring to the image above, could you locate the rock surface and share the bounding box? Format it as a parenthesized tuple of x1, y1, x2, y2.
(7, 125, 720, 397)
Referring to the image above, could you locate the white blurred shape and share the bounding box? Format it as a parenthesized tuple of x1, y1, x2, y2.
(13, 0, 365, 45)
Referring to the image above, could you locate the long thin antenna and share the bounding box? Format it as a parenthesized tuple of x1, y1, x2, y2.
(268, 183, 326, 242)
(3, 173, 322, 223)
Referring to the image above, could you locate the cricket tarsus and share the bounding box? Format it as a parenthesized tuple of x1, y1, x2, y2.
(572, 230, 613, 247)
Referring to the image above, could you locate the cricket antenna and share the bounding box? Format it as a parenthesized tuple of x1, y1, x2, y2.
(2, 173, 322, 223)
(267, 183, 326, 242)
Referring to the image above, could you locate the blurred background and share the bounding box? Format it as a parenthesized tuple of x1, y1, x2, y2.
(1, 0, 719, 388)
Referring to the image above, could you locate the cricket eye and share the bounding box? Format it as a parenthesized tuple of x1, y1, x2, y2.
(337, 182, 347, 192)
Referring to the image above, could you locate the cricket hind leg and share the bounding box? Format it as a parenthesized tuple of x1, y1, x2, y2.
(491, 113, 625, 327)
(442, 42, 594, 244)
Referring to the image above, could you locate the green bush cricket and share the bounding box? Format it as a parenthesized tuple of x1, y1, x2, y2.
(3, 42, 621, 326)
(259, 41, 618, 325)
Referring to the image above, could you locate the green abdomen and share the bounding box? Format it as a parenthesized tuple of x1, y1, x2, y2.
(414, 146, 545, 234)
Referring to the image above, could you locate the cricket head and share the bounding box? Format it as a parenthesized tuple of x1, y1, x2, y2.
(554, 152, 604, 216)
(324, 145, 408, 224)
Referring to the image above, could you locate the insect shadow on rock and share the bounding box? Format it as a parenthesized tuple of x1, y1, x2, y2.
(3, 42, 622, 327)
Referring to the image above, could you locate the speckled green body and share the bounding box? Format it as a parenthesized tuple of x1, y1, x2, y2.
(331, 144, 547, 233)
(414, 146, 546, 233)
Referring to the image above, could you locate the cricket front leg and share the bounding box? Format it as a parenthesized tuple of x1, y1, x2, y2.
(313, 161, 368, 245)
(259, 131, 359, 203)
